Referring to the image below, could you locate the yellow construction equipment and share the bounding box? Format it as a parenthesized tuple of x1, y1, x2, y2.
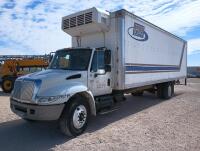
(0, 55, 50, 93)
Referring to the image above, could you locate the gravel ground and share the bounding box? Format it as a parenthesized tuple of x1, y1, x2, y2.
(0, 78, 200, 151)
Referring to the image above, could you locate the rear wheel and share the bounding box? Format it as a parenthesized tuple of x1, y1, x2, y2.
(59, 96, 90, 137)
(157, 84, 163, 98)
(163, 83, 174, 99)
(157, 82, 174, 99)
(2, 77, 14, 93)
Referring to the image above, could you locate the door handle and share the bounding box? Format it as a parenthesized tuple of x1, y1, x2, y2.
(107, 79, 110, 86)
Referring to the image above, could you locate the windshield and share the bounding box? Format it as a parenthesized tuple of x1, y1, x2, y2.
(49, 49, 92, 70)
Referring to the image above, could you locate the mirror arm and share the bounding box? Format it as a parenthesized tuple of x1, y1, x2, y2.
(94, 73, 98, 78)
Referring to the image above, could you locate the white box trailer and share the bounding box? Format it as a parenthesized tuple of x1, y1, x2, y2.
(62, 7, 187, 91)
(10, 7, 187, 136)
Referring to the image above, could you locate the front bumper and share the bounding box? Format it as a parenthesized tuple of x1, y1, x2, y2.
(10, 98, 65, 121)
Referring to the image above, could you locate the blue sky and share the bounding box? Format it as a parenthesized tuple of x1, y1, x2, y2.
(0, 0, 200, 66)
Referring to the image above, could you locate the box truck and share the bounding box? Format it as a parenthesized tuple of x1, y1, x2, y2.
(10, 7, 187, 136)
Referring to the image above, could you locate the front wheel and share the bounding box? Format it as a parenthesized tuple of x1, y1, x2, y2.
(59, 97, 90, 137)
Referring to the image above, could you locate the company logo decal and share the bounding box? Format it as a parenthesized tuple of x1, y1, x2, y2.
(128, 23, 148, 41)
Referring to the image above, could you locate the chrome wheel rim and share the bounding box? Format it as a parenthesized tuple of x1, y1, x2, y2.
(72, 105, 87, 129)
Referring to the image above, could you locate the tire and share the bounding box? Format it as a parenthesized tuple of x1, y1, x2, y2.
(162, 83, 173, 99)
(157, 82, 174, 99)
(157, 84, 163, 98)
(171, 83, 175, 96)
(59, 96, 90, 137)
(131, 91, 143, 96)
(2, 77, 14, 93)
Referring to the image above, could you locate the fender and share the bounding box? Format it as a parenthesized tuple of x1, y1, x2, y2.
(66, 85, 96, 116)
(37, 82, 96, 116)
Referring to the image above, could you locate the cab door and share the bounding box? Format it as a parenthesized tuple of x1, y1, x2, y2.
(88, 49, 112, 96)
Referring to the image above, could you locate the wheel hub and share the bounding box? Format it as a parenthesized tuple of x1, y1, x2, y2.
(4, 80, 12, 90)
(78, 112, 85, 122)
(73, 105, 87, 129)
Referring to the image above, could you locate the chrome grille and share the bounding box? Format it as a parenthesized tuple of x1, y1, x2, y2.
(12, 80, 35, 102)
(12, 81, 21, 99)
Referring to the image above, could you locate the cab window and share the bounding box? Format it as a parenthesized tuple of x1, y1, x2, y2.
(91, 51, 105, 72)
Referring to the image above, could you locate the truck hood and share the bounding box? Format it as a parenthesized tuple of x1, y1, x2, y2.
(23, 69, 79, 80)
(18, 69, 88, 96)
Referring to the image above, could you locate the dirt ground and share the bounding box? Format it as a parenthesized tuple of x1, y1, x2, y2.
(0, 78, 199, 151)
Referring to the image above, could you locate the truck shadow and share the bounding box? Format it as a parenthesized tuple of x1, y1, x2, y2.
(86, 92, 182, 133)
(0, 92, 183, 151)
(0, 120, 69, 151)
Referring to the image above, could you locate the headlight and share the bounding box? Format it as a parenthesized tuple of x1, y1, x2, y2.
(36, 95, 67, 104)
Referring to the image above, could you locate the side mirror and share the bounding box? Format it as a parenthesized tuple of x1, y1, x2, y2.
(94, 69, 105, 77)
(104, 50, 111, 65)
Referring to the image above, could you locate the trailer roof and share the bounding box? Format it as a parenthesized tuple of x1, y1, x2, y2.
(114, 9, 186, 43)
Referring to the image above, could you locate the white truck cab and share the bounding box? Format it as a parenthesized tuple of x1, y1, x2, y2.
(10, 7, 187, 136)
(10, 47, 112, 136)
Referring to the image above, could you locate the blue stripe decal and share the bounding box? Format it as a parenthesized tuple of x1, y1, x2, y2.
(126, 66, 179, 72)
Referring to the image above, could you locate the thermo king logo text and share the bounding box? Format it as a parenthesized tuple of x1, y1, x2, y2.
(128, 23, 148, 41)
